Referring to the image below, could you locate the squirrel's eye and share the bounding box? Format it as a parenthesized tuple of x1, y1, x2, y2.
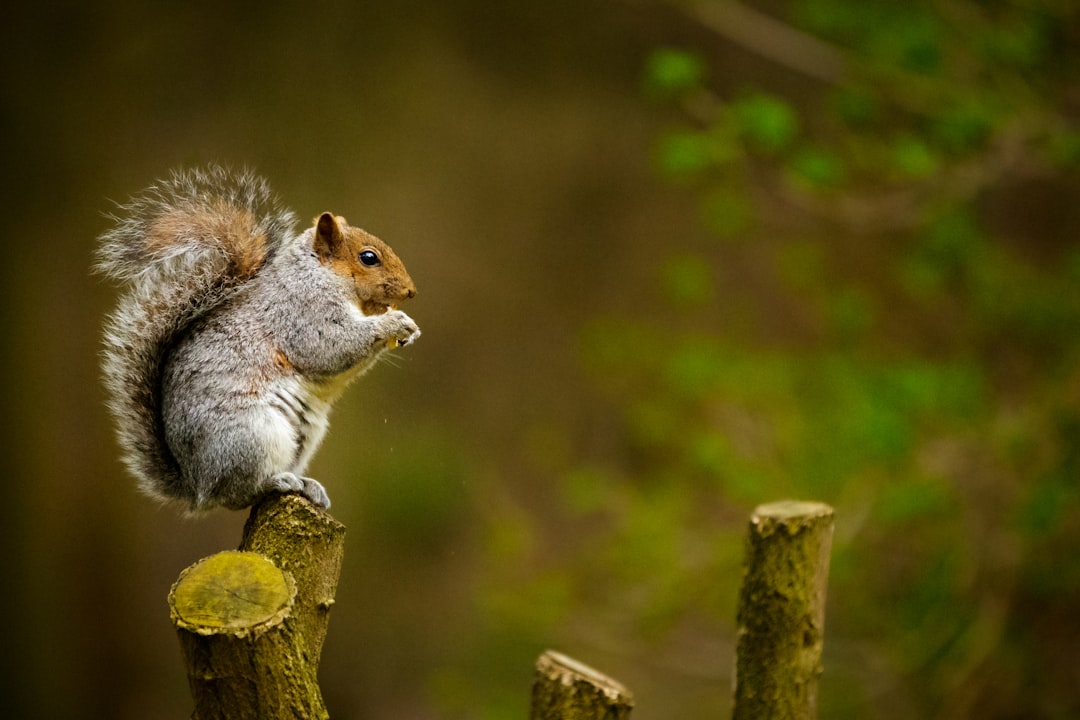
(358, 250, 381, 267)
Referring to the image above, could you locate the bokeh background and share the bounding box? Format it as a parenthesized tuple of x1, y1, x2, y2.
(3, 1, 1079, 718)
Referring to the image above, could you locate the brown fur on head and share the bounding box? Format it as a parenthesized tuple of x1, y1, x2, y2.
(312, 212, 416, 315)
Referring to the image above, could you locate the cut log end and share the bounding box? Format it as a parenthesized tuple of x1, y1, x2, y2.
(531, 650, 634, 720)
(753, 500, 833, 521)
(537, 650, 632, 701)
(169, 550, 295, 635)
(751, 500, 835, 538)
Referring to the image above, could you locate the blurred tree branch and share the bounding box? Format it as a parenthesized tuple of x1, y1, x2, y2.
(657, 0, 1067, 234)
(677, 0, 847, 84)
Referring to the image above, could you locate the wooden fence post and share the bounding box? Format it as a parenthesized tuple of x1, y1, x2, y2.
(168, 493, 346, 720)
(530, 650, 634, 719)
(732, 500, 835, 720)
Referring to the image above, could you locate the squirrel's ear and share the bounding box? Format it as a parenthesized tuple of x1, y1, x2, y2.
(313, 212, 344, 258)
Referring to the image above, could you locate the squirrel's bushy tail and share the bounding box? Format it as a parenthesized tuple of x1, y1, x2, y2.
(95, 166, 297, 500)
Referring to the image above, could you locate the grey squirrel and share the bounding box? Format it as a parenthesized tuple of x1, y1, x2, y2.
(96, 166, 420, 511)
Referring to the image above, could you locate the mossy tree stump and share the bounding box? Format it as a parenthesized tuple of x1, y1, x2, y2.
(732, 500, 835, 720)
(168, 493, 346, 720)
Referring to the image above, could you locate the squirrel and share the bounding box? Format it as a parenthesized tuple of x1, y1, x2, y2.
(95, 165, 420, 511)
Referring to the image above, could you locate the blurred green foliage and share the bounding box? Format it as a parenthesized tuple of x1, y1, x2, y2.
(11, 1, 1079, 717)
(510, 1, 1080, 717)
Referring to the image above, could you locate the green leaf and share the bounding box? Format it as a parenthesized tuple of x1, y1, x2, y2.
(643, 48, 706, 99)
(892, 135, 939, 178)
(787, 146, 846, 189)
(732, 93, 799, 154)
(897, 25, 942, 74)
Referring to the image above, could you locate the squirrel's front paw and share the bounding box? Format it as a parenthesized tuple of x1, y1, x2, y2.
(380, 310, 421, 349)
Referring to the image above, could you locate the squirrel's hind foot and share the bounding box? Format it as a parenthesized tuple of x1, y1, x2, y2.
(267, 472, 331, 509)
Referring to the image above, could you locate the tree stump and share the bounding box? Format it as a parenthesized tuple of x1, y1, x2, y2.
(168, 493, 346, 720)
(732, 500, 835, 720)
(530, 649, 634, 720)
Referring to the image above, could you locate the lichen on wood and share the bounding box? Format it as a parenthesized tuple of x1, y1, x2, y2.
(732, 500, 835, 720)
(170, 550, 294, 634)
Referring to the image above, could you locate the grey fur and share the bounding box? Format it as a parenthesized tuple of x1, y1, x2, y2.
(96, 166, 419, 511)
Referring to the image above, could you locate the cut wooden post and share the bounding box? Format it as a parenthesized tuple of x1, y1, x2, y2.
(732, 500, 834, 720)
(530, 649, 634, 720)
(239, 492, 346, 663)
(169, 492, 346, 720)
(169, 550, 324, 719)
